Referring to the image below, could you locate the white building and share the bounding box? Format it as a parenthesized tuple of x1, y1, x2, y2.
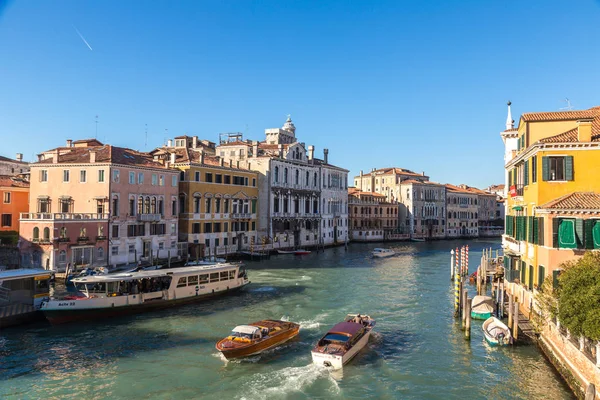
(316, 154, 349, 246)
(500, 102, 519, 198)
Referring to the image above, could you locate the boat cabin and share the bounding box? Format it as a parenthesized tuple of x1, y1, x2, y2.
(318, 321, 365, 349)
(0, 269, 51, 327)
(230, 325, 262, 341)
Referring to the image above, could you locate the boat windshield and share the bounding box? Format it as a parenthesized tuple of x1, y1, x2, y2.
(230, 331, 253, 340)
(323, 333, 350, 343)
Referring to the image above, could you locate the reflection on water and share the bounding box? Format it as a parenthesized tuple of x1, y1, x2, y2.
(0, 239, 574, 399)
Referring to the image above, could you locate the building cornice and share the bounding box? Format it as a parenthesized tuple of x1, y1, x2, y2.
(506, 142, 600, 169)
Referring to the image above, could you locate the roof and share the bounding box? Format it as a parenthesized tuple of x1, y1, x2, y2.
(348, 188, 386, 198)
(445, 184, 479, 195)
(232, 325, 260, 335)
(363, 167, 426, 177)
(521, 109, 598, 122)
(0, 269, 52, 280)
(538, 192, 600, 210)
(401, 179, 444, 186)
(328, 322, 364, 336)
(217, 140, 251, 147)
(0, 155, 27, 164)
(0, 175, 29, 188)
(73, 139, 104, 146)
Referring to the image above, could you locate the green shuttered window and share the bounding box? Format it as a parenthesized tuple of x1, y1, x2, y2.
(558, 219, 577, 249)
(542, 156, 549, 181)
(528, 216, 534, 243)
(538, 265, 545, 289)
(565, 155, 574, 181)
(524, 160, 529, 186)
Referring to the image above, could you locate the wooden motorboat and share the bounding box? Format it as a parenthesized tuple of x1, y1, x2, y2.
(276, 250, 296, 255)
(482, 317, 512, 346)
(216, 319, 300, 359)
(311, 314, 375, 370)
(471, 295, 495, 320)
(410, 238, 425, 242)
(372, 248, 395, 258)
(294, 249, 311, 255)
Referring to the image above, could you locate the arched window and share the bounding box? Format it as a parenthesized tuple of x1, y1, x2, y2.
(295, 169, 299, 185)
(284, 168, 288, 184)
(144, 197, 150, 214)
(305, 171, 309, 186)
(274, 166, 279, 183)
(138, 196, 143, 215)
(97, 247, 104, 260)
(43, 227, 50, 241)
(313, 172, 317, 187)
(453, 212, 457, 218)
(60, 227, 67, 238)
(58, 250, 67, 263)
(374, 208, 378, 214)
(158, 199, 164, 215)
(354, 207, 357, 214)
(33, 227, 39, 241)
(151, 197, 157, 214)
(180, 171, 185, 181)
(380, 207, 383, 215)
(194, 195, 201, 213)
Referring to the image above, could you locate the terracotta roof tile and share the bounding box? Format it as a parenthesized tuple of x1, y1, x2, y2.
(539, 192, 600, 210)
(0, 155, 28, 164)
(35, 145, 170, 169)
(217, 140, 251, 147)
(348, 188, 386, 198)
(521, 109, 597, 122)
(0, 175, 29, 188)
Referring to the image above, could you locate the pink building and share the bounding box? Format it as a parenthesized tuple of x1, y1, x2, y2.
(20, 139, 179, 271)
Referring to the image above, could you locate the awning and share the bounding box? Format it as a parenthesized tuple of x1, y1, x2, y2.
(37, 195, 50, 200)
(59, 195, 72, 200)
(512, 206, 523, 211)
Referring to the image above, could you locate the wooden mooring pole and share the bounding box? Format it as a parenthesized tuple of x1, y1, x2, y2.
(462, 288, 468, 329)
(512, 297, 519, 342)
(454, 248, 460, 318)
(450, 250, 455, 281)
(465, 297, 472, 340)
(508, 293, 513, 328)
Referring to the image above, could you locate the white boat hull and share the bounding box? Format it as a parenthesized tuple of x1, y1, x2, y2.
(311, 330, 371, 370)
(372, 252, 394, 258)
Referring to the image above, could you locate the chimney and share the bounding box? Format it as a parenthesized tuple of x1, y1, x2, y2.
(200, 150, 205, 165)
(278, 144, 284, 158)
(422, 171, 425, 176)
(236, 160, 240, 169)
(577, 119, 593, 142)
(252, 141, 259, 158)
(66, 139, 73, 147)
(167, 139, 172, 147)
(229, 159, 232, 168)
(170, 152, 176, 165)
(220, 158, 224, 167)
(324, 148, 329, 164)
(192, 136, 198, 149)
(308, 145, 314, 161)
(359, 170, 363, 190)
(52, 150, 59, 164)
(89, 150, 96, 163)
(16, 153, 23, 162)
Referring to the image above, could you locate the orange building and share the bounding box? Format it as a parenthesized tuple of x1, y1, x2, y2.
(0, 175, 30, 234)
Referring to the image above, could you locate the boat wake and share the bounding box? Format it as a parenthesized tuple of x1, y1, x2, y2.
(249, 286, 277, 293)
(280, 313, 328, 330)
(237, 363, 340, 400)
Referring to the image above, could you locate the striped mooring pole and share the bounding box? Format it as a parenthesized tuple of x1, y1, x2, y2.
(465, 245, 469, 276)
(454, 247, 461, 317)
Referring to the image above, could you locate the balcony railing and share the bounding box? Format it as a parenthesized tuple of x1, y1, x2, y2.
(137, 213, 162, 222)
(231, 213, 252, 219)
(20, 213, 109, 221)
(509, 184, 524, 198)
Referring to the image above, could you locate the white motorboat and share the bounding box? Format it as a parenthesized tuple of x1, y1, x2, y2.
(41, 263, 249, 324)
(372, 248, 395, 258)
(482, 317, 512, 346)
(311, 314, 375, 370)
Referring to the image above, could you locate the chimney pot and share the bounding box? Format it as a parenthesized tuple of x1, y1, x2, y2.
(236, 160, 240, 169)
(193, 136, 198, 149)
(66, 139, 73, 148)
(577, 119, 593, 142)
(89, 150, 96, 163)
(229, 159, 232, 168)
(278, 144, 284, 158)
(170, 152, 176, 165)
(220, 158, 224, 167)
(16, 153, 23, 162)
(200, 151, 205, 165)
(323, 148, 329, 164)
(308, 145, 315, 161)
(167, 139, 172, 147)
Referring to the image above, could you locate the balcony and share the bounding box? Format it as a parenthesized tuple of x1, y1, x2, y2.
(509, 184, 524, 198)
(137, 213, 162, 222)
(20, 213, 109, 221)
(77, 236, 90, 243)
(56, 237, 70, 243)
(232, 213, 252, 219)
(96, 235, 107, 241)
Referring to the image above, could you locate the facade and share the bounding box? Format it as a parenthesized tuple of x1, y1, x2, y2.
(217, 117, 348, 248)
(398, 180, 446, 238)
(457, 185, 501, 237)
(503, 105, 600, 308)
(445, 184, 479, 238)
(151, 140, 259, 256)
(353, 167, 428, 203)
(348, 188, 398, 241)
(0, 154, 29, 177)
(0, 175, 29, 234)
(19, 139, 178, 270)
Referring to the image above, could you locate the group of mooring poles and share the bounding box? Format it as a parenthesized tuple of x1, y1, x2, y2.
(451, 245, 472, 340)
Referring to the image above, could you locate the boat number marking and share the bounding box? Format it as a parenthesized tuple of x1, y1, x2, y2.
(58, 302, 76, 306)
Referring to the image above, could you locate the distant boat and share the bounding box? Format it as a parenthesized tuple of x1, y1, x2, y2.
(277, 250, 296, 255)
(471, 295, 495, 320)
(294, 249, 311, 255)
(372, 248, 395, 258)
(482, 317, 512, 346)
(216, 319, 300, 359)
(410, 238, 425, 242)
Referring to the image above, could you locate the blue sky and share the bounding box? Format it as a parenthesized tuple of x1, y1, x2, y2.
(1, 0, 600, 188)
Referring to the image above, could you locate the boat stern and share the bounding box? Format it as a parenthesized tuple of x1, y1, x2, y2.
(311, 351, 343, 370)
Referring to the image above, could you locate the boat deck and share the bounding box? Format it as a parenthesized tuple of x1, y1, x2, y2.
(0, 303, 35, 318)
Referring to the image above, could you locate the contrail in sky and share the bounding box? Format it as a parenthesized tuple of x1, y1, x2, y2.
(74, 26, 93, 51)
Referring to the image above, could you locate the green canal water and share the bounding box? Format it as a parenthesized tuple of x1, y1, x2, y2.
(1, 239, 573, 399)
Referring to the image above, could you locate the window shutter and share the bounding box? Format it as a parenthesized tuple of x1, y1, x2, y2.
(528, 216, 534, 243)
(508, 170, 512, 186)
(520, 261, 526, 283)
(538, 265, 545, 288)
(528, 264, 534, 290)
(542, 156, 549, 181)
(584, 219, 594, 249)
(552, 269, 561, 289)
(575, 218, 585, 249)
(513, 169, 517, 185)
(533, 217, 539, 244)
(552, 218, 560, 248)
(524, 160, 529, 186)
(538, 217, 545, 246)
(565, 156, 574, 181)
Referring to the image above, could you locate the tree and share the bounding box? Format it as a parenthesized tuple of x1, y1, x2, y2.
(556, 251, 600, 341)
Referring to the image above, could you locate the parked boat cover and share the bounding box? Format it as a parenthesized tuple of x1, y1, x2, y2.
(471, 296, 494, 314)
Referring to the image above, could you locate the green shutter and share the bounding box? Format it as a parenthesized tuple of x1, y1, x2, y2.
(524, 160, 529, 186)
(533, 217, 539, 244)
(538, 265, 545, 288)
(504, 256, 509, 269)
(538, 217, 545, 246)
(584, 219, 594, 249)
(565, 156, 574, 181)
(542, 156, 549, 181)
(528, 265, 534, 290)
(532, 156, 537, 183)
(517, 137, 521, 150)
(520, 261, 526, 283)
(558, 219, 577, 249)
(575, 218, 584, 249)
(552, 218, 560, 248)
(593, 220, 600, 249)
(508, 170, 512, 186)
(513, 169, 517, 185)
(251, 199, 257, 213)
(528, 216, 534, 243)
(553, 269, 561, 289)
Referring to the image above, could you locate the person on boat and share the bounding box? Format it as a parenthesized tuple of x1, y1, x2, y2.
(353, 314, 362, 324)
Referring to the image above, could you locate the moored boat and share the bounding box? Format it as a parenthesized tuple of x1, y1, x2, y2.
(276, 250, 296, 255)
(41, 263, 249, 324)
(471, 295, 495, 320)
(311, 314, 375, 370)
(372, 248, 395, 258)
(216, 319, 300, 359)
(0, 269, 51, 328)
(410, 238, 425, 242)
(482, 317, 512, 346)
(294, 249, 311, 255)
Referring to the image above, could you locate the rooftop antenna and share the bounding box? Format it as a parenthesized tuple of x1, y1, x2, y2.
(144, 124, 148, 150)
(560, 98, 573, 111)
(164, 128, 168, 146)
(95, 115, 99, 138)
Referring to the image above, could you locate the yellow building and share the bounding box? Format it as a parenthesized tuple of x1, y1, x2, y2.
(502, 106, 600, 313)
(152, 140, 259, 257)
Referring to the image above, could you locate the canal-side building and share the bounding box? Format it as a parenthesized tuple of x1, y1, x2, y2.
(397, 180, 446, 239)
(503, 105, 600, 305)
(151, 139, 259, 256)
(348, 188, 398, 241)
(353, 167, 429, 203)
(19, 139, 179, 270)
(0, 175, 29, 237)
(217, 117, 346, 248)
(456, 185, 500, 237)
(445, 184, 479, 238)
(315, 156, 349, 246)
(0, 154, 29, 177)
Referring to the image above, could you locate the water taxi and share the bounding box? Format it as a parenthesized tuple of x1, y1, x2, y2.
(372, 248, 395, 258)
(216, 319, 300, 359)
(0, 269, 52, 328)
(311, 314, 375, 370)
(41, 263, 249, 324)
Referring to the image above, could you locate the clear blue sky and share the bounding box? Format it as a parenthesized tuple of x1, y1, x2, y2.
(1, 0, 600, 188)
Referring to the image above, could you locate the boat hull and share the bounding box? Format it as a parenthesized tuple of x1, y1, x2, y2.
(311, 330, 371, 370)
(217, 324, 300, 359)
(482, 317, 512, 346)
(42, 283, 248, 325)
(471, 311, 492, 320)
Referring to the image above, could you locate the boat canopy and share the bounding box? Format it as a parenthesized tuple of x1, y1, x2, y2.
(373, 248, 391, 252)
(328, 322, 364, 337)
(0, 269, 52, 281)
(472, 295, 494, 313)
(232, 325, 260, 335)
